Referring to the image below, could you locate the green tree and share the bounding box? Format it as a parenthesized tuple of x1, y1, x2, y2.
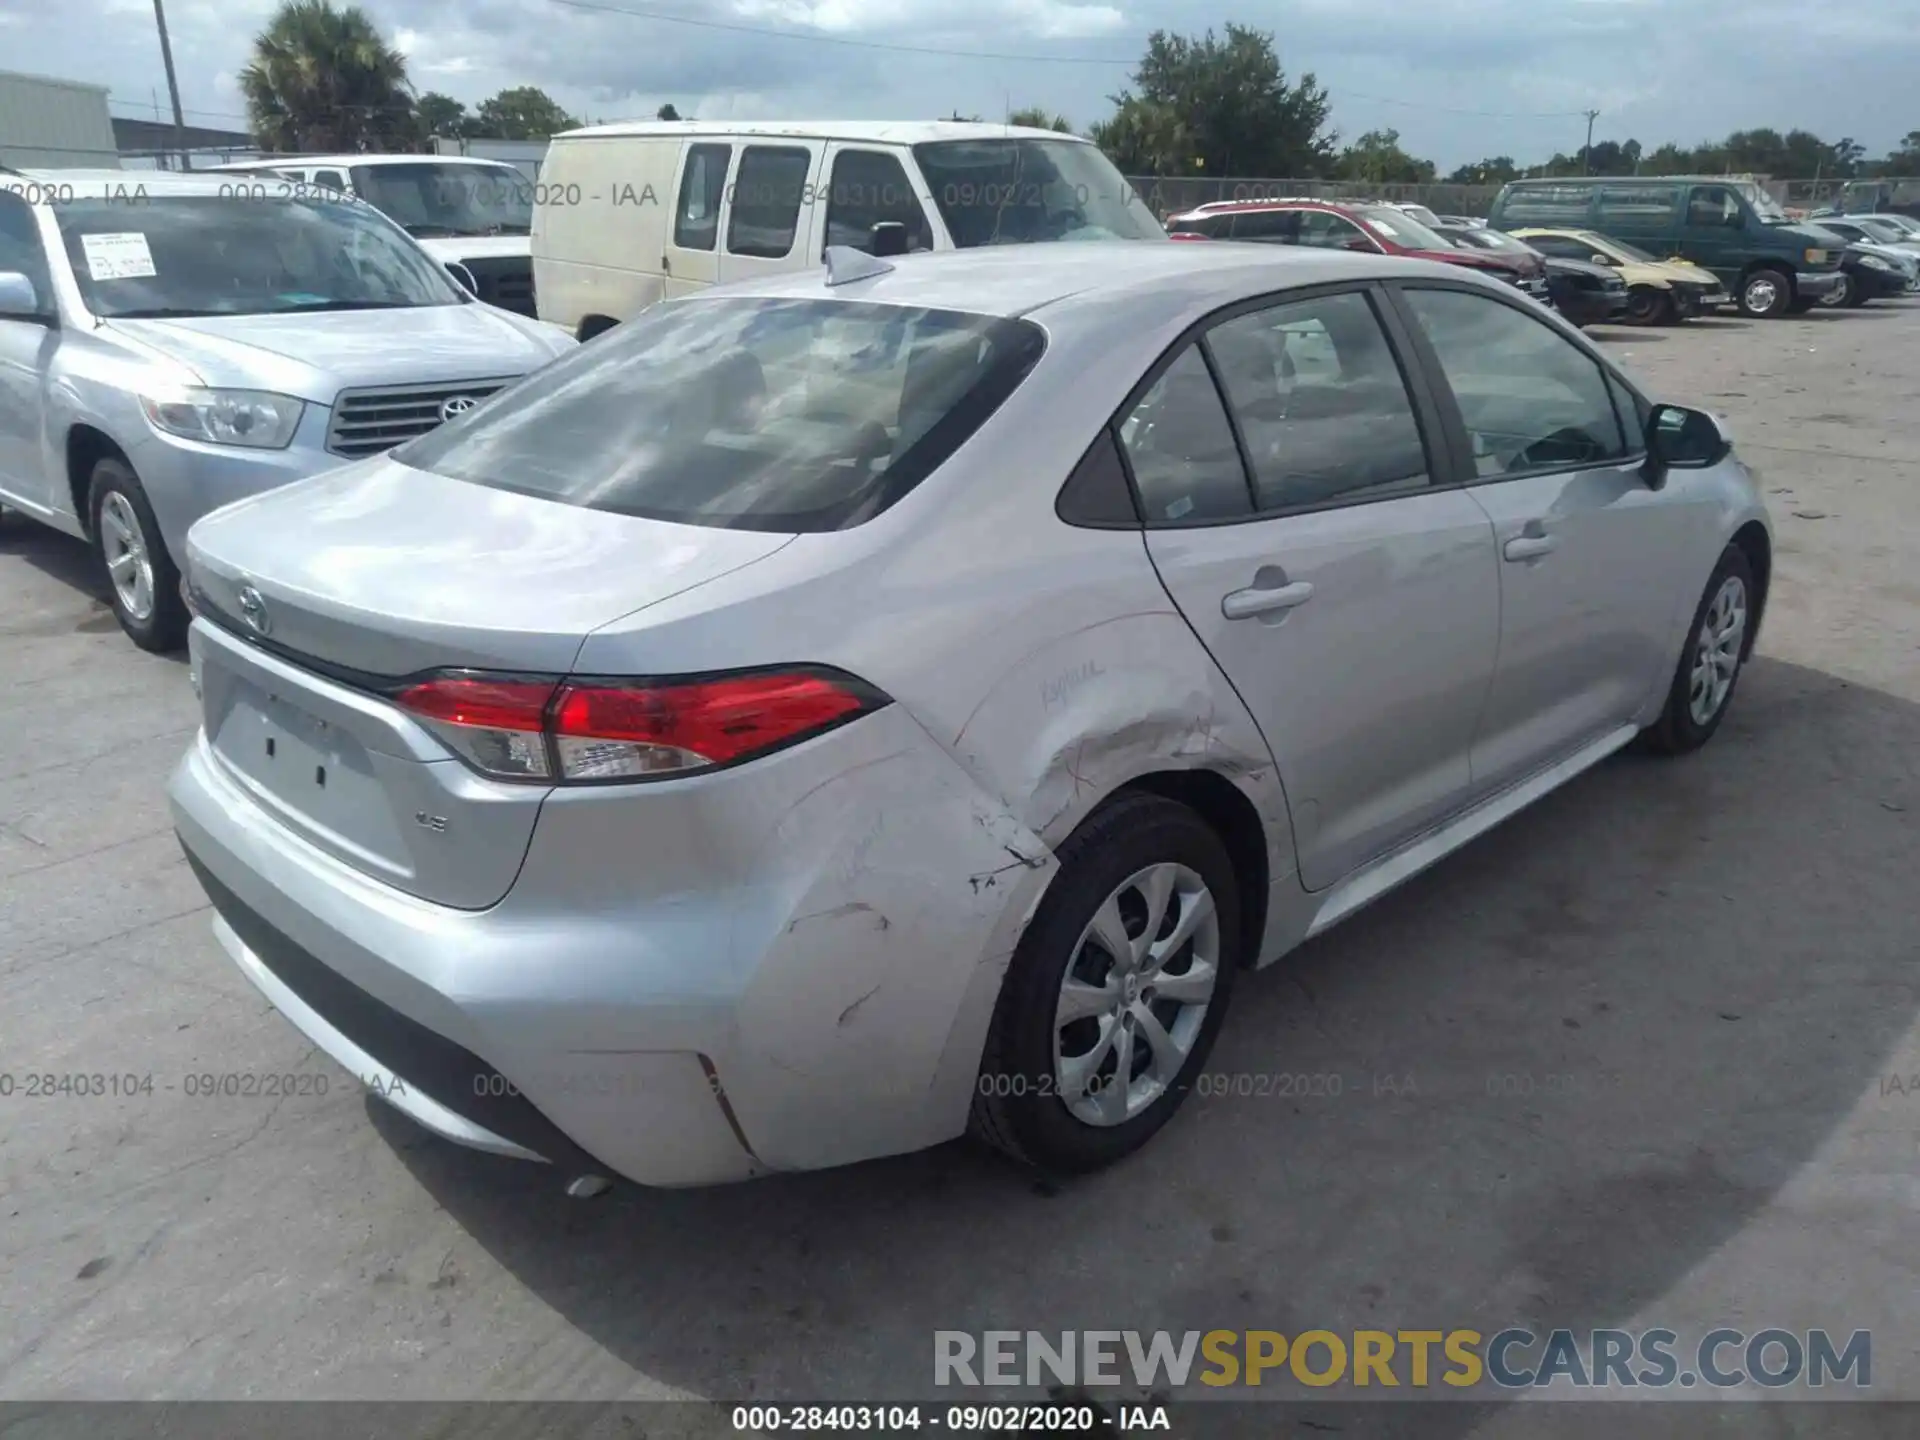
(656, 103, 682, 121)
(1336, 128, 1435, 184)
(1089, 98, 1193, 176)
(1446, 156, 1519, 185)
(1007, 105, 1073, 133)
(472, 86, 580, 139)
(1095, 25, 1335, 177)
(239, 0, 418, 152)
(416, 91, 473, 139)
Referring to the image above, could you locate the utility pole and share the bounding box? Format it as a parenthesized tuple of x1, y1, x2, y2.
(152, 0, 190, 171)
(1582, 109, 1600, 174)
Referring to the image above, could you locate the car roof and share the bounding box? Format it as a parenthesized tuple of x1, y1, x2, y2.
(554, 119, 1094, 146)
(208, 154, 517, 170)
(1173, 197, 1361, 222)
(685, 240, 1498, 325)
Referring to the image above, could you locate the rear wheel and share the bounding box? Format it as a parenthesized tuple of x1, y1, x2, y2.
(971, 792, 1241, 1175)
(1739, 267, 1793, 318)
(88, 458, 186, 653)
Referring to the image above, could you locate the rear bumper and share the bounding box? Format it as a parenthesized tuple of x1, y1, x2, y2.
(168, 698, 1056, 1188)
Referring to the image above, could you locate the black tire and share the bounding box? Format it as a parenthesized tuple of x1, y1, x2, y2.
(970, 791, 1242, 1175)
(1640, 544, 1756, 756)
(1623, 285, 1666, 325)
(1842, 276, 1871, 308)
(1738, 267, 1793, 319)
(1819, 272, 1856, 309)
(87, 457, 187, 653)
(1658, 289, 1690, 324)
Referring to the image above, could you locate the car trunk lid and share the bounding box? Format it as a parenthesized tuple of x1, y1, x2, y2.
(183, 456, 794, 908)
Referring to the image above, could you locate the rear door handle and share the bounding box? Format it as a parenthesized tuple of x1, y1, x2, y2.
(1222, 580, 1314, 620)
(1503, 534, 1558, 562)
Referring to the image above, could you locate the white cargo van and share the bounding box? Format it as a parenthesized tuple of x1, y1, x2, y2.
(211, 155, 537, 315)
(532, 120, 1163, 339)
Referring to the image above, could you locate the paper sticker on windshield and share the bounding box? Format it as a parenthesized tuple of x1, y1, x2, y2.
(80, 232, 157, 281)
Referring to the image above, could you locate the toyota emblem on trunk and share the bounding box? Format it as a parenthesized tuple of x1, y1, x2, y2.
(236, 584, 271, 636)
(440, 395, 478, 422)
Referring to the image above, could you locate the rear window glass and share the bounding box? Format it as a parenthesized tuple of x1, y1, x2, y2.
(396, 297, 1046, 532)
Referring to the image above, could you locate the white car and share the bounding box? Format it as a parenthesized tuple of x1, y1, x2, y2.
(212, 155, 536, 315)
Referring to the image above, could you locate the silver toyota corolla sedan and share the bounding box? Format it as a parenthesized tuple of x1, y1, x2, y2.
(169, 242, 1771, 1190)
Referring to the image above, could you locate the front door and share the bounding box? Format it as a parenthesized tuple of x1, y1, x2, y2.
(663, 141, 733, 297)
(1132, 285, 1500, 890)
(717, 141, 826, 286)
(812, 144, 936, 256)
(1391, 282, 1689, 795)
(1679, 184, 1746, 281)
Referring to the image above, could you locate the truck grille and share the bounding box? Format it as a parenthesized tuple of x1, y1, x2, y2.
(462, 256, 537, 317)
(326, 378, 520, 459)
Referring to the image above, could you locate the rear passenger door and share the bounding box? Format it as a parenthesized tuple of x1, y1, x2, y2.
(1390, 281, 1688, 795)
(718, 141, 825, 285)
(1130, 285, 1500, 891)
(664, 141, 732, 296)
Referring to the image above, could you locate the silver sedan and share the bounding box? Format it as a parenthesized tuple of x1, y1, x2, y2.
(169, 242, 1771, 1189)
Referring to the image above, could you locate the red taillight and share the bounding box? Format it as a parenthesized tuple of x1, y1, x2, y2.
(394, 668, 883, 784)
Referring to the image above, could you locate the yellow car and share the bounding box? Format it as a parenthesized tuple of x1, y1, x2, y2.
(1510, 228, 1732, 324)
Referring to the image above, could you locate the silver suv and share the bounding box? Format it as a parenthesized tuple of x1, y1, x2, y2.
(0, 170, 574, 650)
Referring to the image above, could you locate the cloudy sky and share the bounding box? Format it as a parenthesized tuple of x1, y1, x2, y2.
(2, 0, 1917, 170)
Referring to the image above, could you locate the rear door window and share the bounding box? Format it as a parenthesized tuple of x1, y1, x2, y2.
(1117, 346, 1253, 524)
(395, 296, 1046, 532)
(727, 146, 811, 259)
(1203, 291, 1432, 512)
(673, 143, 731, 251)
(1231, 209, 1298, 243)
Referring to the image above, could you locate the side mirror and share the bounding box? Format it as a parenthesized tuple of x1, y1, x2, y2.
(1341, 235, 1375, 252)
(868, 221, 909, 258)
(1591, 254, 1614, 266)
(444, 261, 478, 296)
(1645, 403, 1731, 484)
(0, 271, 47, 322)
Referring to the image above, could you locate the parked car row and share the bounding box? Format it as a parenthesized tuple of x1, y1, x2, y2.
(5, 125, 1782, 1195)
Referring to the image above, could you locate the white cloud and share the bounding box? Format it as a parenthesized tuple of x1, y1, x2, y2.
(7, 0, 1920, 170)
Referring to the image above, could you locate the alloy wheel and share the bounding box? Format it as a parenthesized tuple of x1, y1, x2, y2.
(1688, 575, 1748, 726)
(99, 491, 156, 622)
(1053, 862, 1221, 1127)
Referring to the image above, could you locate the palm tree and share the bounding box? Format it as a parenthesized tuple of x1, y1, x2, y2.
(240, 0, 419, 153)
(1007, 106, 1073, 133)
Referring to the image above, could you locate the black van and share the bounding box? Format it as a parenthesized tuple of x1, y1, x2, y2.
(1487, 176, 1846, 318)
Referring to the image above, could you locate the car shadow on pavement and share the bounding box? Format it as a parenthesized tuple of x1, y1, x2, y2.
(1, 517, 188, 658)
(379, 654, 1919, 1429)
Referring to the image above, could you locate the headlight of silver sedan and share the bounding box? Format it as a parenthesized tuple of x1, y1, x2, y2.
(139, 387, 305, 449)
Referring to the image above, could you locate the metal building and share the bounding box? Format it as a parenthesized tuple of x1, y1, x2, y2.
(0, 68, 120, 169)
